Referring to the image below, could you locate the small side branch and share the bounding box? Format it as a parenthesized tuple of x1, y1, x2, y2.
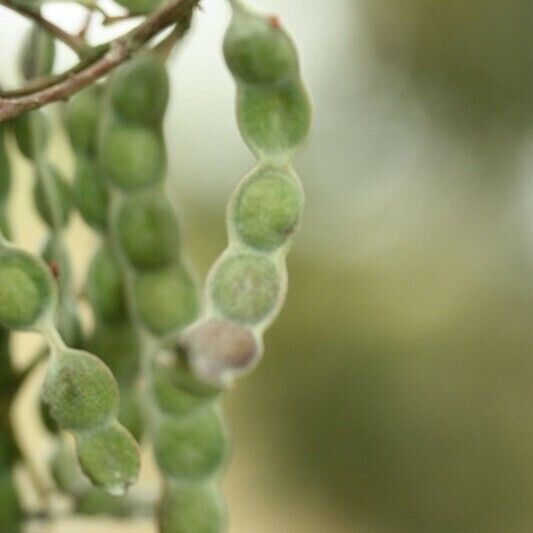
(0, 0, 200, 122)
(0, 0, 87, 54)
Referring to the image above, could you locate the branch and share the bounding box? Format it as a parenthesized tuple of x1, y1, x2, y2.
(0, 0, 87, 55)
(0, 0, 200, 122)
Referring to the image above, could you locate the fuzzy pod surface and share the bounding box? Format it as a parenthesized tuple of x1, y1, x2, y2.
(186, 0, 310, 388)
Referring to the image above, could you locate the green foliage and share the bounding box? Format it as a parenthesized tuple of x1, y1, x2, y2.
(43, 350, 119, 430)
(76, 421, 140, 495)
(0, 247, 54, 330)
(155, 406, 227, 481)
(160, 483, 226, 533)
(210, 254, 280, 324)
(133, 265, 199, 336)
(233, 167, 301, 251)
(117, 194, 181, 270)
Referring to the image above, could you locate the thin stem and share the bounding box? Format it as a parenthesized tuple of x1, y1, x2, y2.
(0, 0, 201, 122)
(0, 0, 87, 55)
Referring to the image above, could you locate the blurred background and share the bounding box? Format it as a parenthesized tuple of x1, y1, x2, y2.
(2, 0, 533, 531)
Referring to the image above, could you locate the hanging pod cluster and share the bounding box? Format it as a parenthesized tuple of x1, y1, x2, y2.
(65, 84, 143, 446)
(0, 125, 23, 532)
(14, 25, 82, 350)
(184, 0, 311, 387)
(99, 55, 228, 532)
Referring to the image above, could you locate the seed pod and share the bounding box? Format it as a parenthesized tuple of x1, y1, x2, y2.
(237, 81, 311, 162)
(210, 254, 280, 324)
(133, 265, 199, 336)
(88, 320, 141, 388)
(154, 406, 227, 481)
(33, 164, 72, 228)
(117, 194, 181, 270)
(65, 85, 102, 154)
(12, 110, 48, 160)
(233, 167, 301, 251)
(182, 318, 260, 387)
(72, 155, 108, 231)
(76, 489, 135, 517)
(152, 360, 219, 417)
(111, 55, 169, 125)
(51, 441, 89, 495)
(43, 349, 119, 430)
(86, 244, 126, 323)
(101, 125, 165, 191)
(118, 389, 143, 442)
(20, 25, 55, 81)
(0, 247, 54, 330)
(160, 482, 226, 533)
(224, 2, 298, 87)
(76, 420, 140, 495)
(113, 0, 162, 16)
(0, 126, 10, 201)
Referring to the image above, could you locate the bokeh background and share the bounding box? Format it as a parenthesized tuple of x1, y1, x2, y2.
(2, 0, 533, 531)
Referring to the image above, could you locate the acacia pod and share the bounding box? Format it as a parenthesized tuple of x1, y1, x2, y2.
(154, 406, 227, 482)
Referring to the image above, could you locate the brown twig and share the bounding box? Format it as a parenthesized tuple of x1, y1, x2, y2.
(0, 0, 87, 54)
(0, 0, 200, 122)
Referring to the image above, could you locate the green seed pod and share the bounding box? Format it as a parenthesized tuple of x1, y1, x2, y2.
(154, 406, 227, 481)
(76, 420, 140, 495)
(0, 127, 10, 201)
(88, 320, 141, 388)
(0, 248, 54, 330)
(43, 350, 118, 430)
(51, 441, 88, 495)
(133, 265, 199, 336)
(224, 2, 298, 87)
(152, 360, 218, 417)
(12, 110, 48, 159)
(237, 81, 311, 161)
(86, 244, 126, 323)
(33, 164, 72, 228)
(233, 167, 301, 251)
(160, 483, 225, 533)
(20, 25, 55, 81)
(118, 389, 143, 442)
(41, 236, 72, 285)
(113, 0, 162, 16)
(56, 303, 83, 348)
(210, 254, 280, 324)
(65, 85, 102, 154)
(101, 125, 165, 191)
(76, 489, 135, 517)
(116, 194, 180, 270)
(72, 155, 108, 231)
(40, 396, 58, 434)
(111, 55, 169, 125)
